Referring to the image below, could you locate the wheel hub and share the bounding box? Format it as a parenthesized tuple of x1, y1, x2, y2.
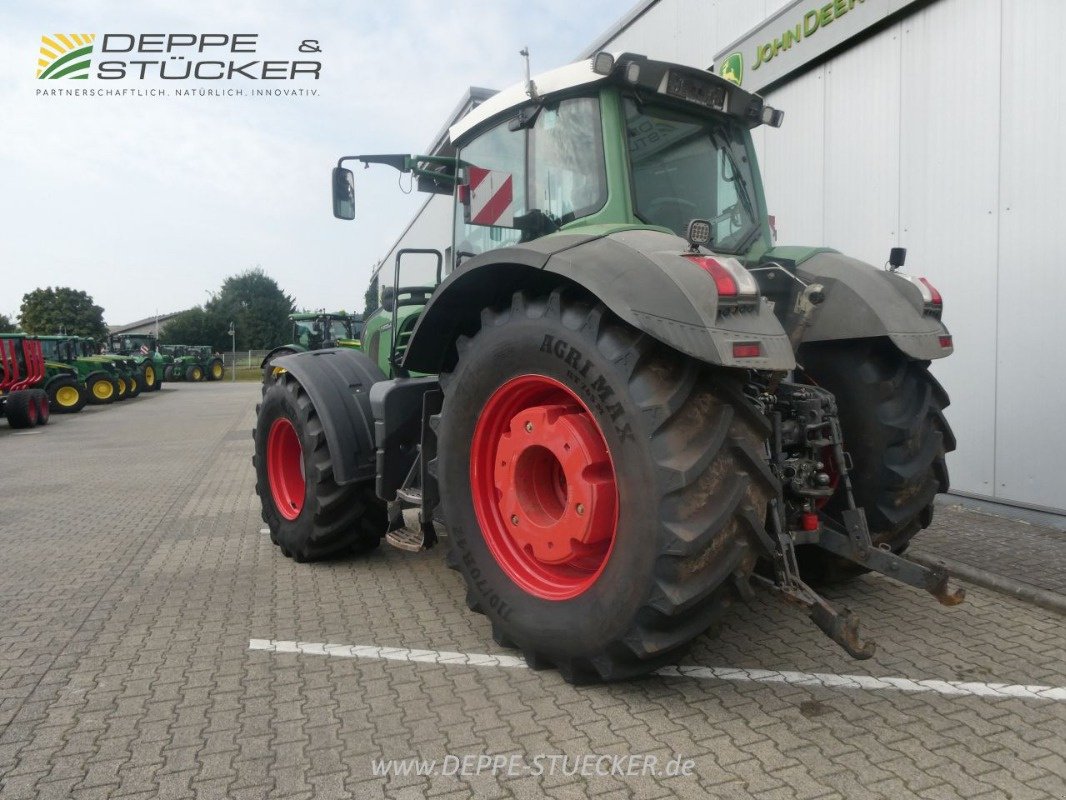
(267, 417, 305, 520)
(471, 374, 618, 600)
(56, 386, 79, 406)
(494, 403, 615, 564)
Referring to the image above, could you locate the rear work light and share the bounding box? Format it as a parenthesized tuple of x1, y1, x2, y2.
(732, 342, 762, 359)
(682, 255, 759, 302)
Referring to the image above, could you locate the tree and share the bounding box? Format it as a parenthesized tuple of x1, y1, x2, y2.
(0, 313, 15, 333)
(19, 287, 107, 339)
(205, 268, 295, 350)
(363, 273, 380, 316)
(160, 307, 223, 348)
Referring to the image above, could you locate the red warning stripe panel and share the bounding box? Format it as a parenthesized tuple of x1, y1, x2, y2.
(467, 166, 514, 227)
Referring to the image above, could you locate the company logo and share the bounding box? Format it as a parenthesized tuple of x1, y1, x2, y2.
(37, 34, 96, 80)
(719, 52, 743, 86)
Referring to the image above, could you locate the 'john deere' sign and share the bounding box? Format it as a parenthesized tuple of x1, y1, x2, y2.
(713, 0, 921, 93)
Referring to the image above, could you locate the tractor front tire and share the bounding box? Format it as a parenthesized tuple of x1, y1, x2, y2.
(798, 339, 955, 581)
(187, 365, 204, 382)
(254, 373, 386, 561)
(141, 363, 159, 391)
(163, 365, 174, 382)
(437, 289, 775, 683)
(127, 375, 141, 398)
(86, 375, 117, 405)
(114, 377, 129, 401)
(48, 376, 87, 413)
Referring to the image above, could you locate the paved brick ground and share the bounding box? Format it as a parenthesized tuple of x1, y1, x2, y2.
(913, 507, 1066, 595)
(1, 382, 1064, 799)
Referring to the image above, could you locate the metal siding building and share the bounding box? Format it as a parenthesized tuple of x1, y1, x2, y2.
(376, 0, 1066, 513)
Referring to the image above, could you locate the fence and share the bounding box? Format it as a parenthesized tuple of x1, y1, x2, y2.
(222, 351, 272, 370)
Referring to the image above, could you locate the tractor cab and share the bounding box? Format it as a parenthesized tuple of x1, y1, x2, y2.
(331, 53, 784, 377)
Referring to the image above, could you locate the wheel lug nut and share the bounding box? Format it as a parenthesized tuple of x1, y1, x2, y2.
(510, 514, 519, 525)
(524, 421, 533, 433)
(576, 503, 585, 516)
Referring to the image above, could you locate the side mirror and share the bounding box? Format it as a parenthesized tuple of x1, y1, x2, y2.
(332, 167, 355, 220)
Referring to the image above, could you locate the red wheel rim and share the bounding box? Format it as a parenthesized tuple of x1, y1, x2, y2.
(38, 396, 49, 423)
(267, 417, 305, 520)
(27, 398, 38, 425)
(470, 375, 618, 600)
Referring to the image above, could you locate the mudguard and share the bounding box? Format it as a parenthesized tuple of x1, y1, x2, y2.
(770, 249, 952, 360)
(403, 229, 796, 373)
(270, 349, 385, 485)
(260, 344, 306, 371)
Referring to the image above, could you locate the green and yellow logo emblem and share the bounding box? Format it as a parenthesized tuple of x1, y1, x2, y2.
(720, 52, 743, 87)
(37, 34, 96, 80)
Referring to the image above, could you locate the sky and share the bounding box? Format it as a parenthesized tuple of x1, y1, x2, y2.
(0, 0, 623, 325)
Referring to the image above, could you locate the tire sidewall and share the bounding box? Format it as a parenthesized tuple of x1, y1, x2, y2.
(439, 311, 660, 655)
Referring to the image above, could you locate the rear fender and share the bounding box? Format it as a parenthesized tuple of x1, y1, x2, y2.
(785, 251, 952, 360)
(260, 345, 305, 370)
(269, 349, 385, 485)
(403, 229, 795, 373)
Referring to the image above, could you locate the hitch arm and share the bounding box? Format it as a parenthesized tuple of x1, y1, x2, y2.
(817, 512, 966, 606)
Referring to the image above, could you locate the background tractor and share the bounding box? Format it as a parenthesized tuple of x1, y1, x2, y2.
(0, 335, 50, 428)
(253, 52, 961, 683)
(159, 345, 220, 382)
(260, 312, 363, 383)
(107, 333, 165, 392)
(77, 338, 141, 400)
(39, 335, 120, 405)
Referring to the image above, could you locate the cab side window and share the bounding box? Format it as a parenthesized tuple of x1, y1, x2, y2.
(453, 121, 526, 260)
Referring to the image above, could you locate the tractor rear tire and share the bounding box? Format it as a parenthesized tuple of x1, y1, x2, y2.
(48, 376, 87, 413)
(254, 372, 386, 561)
(187, 365, 204, 382)
(87, 375, 117, 405)
(5, 390, 38, 428)
(207, 358, 224, 381)
(798, 339, 954, 582)
(436, 289, 775, 683)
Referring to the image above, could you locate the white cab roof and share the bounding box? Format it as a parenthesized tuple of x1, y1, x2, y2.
(448, 56, 609, 143)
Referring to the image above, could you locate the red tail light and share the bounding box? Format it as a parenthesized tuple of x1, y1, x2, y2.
(918, 277, 942, 307)
(682, 255, 759, 300)
(939, 335, 953, 349)
(685, 255, 736, 296)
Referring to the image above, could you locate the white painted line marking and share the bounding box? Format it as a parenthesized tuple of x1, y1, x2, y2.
(249, 640, 1066, 702)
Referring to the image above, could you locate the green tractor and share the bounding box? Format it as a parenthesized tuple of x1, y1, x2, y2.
(106, 332, 165, 392)
(192, 345, 225, 381)
(260, 312, 363, 383)
(253, 52, 961, 683)
(159, 344, 221, 382)
(77, 338, 141, 400)
(39, 335, 122, 405)
(0, 335, 51, 427)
